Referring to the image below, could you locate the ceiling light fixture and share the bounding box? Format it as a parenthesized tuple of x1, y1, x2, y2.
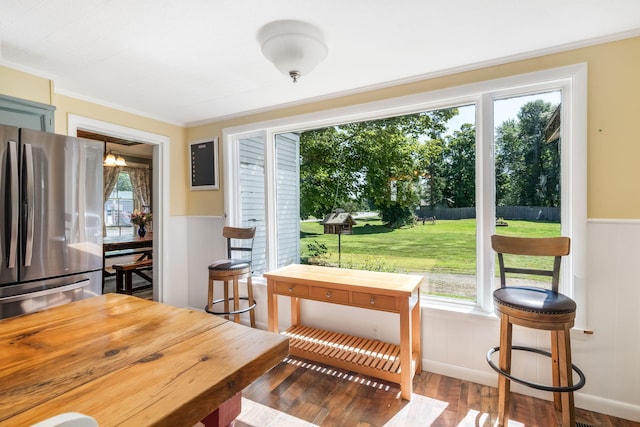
(103, 149, 126, 167)
(258, 20, 327, 83)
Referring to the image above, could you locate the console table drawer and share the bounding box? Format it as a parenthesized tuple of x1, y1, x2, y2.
(352, 292, 396, 311)
(275, 282, 309, 297)
(309, 287, 349, 304)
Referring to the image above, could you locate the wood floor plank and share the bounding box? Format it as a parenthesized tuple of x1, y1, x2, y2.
(454, 380, 470, 426)
(240, 356, 640, 427)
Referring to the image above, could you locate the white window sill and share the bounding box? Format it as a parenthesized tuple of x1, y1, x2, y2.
(421, 296, 497, 320)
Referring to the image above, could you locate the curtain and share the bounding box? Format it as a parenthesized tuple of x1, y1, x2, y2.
(103, 166, 120, 201)
(127, 167, 151, 210)
(103, 166, 121, 235)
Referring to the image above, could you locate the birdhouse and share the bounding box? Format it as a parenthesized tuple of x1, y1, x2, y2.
(322, 211, 356, 235)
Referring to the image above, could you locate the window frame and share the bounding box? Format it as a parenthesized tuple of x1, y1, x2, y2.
(223, 64, 587, 319)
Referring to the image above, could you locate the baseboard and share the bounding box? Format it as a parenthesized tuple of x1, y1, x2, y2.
(574, 393, 640, 423)
(423, 359, 640, 423)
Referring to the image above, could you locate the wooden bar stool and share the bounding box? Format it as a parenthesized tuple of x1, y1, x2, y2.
(205, 226, 256, 327)
(486, 235, 585, 427)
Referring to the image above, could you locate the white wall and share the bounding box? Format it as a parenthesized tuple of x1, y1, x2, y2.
(177, 216, 640, 422)
(160, 215, 189, 307)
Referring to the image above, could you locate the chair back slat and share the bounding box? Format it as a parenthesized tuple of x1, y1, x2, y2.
(491, 235, 570, 257)
(223, 226, 256, 261)
(491, 235, 570, 292)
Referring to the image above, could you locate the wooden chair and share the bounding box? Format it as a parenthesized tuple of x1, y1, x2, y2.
(206, 226, 256, 327)
(486, 235, 585, 427)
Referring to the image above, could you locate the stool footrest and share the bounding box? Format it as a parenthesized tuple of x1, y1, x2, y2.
(205, 297, 257, 316)
(486, 345, 586, 392)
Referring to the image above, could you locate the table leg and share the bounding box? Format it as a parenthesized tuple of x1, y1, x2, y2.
(267, 279, 278, 332)
(116, 270, 124, 293)
(200, 392, 241, 427)
(291, 296, 301, 326)
(412, 290, 422, 372)
(399, 297, 412, 400)
(125, 271, 133, 295)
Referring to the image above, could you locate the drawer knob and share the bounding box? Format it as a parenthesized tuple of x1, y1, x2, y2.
(370, 297, 376, 305)
(326, 291, 332, 298)
(288, 286, 293, 292)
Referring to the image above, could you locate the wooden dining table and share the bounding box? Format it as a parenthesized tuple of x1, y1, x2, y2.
(0, 294, 289, 426)
(103, 233, 153, 253)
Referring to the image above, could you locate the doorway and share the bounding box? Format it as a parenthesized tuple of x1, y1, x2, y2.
(79, 130, 154, 298)
(67, 114, 168, 302)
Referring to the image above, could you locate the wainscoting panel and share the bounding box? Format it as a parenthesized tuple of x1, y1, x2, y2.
(186, 216, 225, 310)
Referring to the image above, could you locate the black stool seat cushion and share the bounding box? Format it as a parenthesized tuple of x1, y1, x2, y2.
(493, 286, 576, 314)
(208, 259, 250, 272)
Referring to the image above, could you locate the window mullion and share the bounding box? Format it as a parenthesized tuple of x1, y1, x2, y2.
(222, 132, 240, 223)
(477, 93, 496, 312)
(264, 131, 278, 271)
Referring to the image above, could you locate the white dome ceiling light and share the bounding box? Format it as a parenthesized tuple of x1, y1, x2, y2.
(258, 20, 328, 83)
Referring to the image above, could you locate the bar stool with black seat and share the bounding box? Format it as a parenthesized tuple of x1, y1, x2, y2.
(205, 226, 256, 327)
(486, 235, 585, 427)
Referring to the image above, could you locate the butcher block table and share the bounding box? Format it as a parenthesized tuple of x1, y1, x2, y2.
(264, 264, 422, 400)
(0, 294, 289, 427)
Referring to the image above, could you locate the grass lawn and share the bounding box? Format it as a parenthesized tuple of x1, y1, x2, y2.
(300, 216, 561, 277)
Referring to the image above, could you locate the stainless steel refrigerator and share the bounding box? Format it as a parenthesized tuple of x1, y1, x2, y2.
(0, 124, 103, 319)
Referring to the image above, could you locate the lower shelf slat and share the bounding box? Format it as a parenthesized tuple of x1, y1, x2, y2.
(282, 325, 407, 384)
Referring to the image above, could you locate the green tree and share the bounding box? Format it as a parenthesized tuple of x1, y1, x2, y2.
(442, 123, 476, 207)
(299, 127, 362, 219)
(300, 109, 457, 227)
(495, 118, 521, 206)
(116, 171, 132, 192)
(415, 138, 445, 210)
(495, 100, 560, 207)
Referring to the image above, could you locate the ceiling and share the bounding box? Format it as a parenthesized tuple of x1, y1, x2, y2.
(1, 1, 639, 127)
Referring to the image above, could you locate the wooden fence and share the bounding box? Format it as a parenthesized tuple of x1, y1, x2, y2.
(415, 206, 560, 222)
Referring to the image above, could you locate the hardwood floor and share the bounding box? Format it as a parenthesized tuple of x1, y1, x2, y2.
(237, 356, 640, 427)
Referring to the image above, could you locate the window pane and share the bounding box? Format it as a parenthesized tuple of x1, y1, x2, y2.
(275, 132, 300, 267)
(493, 91, 562, 289)
(298, 105, 478, 301)
(420, 104, 476, 300)
(104, 171, 135, 237)
(239, 135, 267, 275)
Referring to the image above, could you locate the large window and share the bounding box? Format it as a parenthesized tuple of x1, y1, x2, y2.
(223, 65, 586, 313)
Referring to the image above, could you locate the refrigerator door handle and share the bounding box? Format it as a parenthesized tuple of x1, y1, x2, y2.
(8, 140, 19, 269)
(23, 143, 35, 267)
(0, 279, 91, 304)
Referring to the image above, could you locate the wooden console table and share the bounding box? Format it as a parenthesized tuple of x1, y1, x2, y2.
(264, 264, 422, 400)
